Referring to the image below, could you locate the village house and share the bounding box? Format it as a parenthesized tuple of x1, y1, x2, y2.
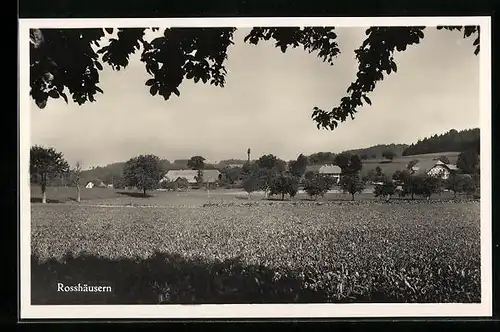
(85, 180, 106, 189)
(318, 164, 342, 183)
(159, 169, 222, 188)
(411, 160, 459, 179)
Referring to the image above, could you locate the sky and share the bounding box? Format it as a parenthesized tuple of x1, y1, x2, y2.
(30, 27, 480, 169)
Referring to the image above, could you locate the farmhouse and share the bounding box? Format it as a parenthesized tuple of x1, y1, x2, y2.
(85, 180, 106, 189)
(318, 164, 342, 183)
(411, 160, 459, 179)
(160, 169, 221, 187)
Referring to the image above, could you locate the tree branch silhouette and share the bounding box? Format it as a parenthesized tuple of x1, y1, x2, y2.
(30, 26, 480, 130)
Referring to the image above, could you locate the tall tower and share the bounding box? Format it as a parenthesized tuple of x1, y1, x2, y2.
(247, 148, 251, 163)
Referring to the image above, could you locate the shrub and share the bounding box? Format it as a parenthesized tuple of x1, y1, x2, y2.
(374, 179, 396, 201)
(304, 174, 333, 199)
(339, 172, 365, 201)
(413, 174, 443, 199)
(269, 173, 299, 200)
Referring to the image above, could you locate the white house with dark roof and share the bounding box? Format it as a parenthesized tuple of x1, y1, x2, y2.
(411, 160, 459, 179)
(318, 164, 342, 183)
(160, 169, 221, 186)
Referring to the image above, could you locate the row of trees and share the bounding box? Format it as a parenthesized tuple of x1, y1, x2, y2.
(240, 153, 366, 200)
(375, 169, 480, 201)
(305, 149, 398, 164)
(29, 145, 216, 202)
(30, 144, 481, 203)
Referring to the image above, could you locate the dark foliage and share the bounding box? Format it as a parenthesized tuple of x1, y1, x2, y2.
(412, 174, 443, 199)
(31, 26, 479, 131)
(402, 128, 480, 156)
(30, 145, 70, 202)
(444, 173, 479, 198)
(242, 172, 261, 195)
(374, 179, 397, 201)
(392, 170, 417, 199)
(123, 154, 165, 195)
(457, 149, 480, 174)
(307, 152, 336, 165)
(268, 173, 300, 200)
(256, 154, 286, 171)
(339, 172, 365, 200)
(289, 154, 309, 178)
(382, 150, 396, 161)
(304, 174, 335, 199)
(187, 156, 206, 170)
(219, 166, 243, 185)
(335, 153, 362, 175)
(344, 144, 408, 160)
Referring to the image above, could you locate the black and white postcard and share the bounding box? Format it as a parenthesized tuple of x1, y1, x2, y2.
(19, 16, 492, 319)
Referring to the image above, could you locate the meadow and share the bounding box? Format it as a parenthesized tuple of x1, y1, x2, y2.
(360, 152, 460, 177)
(30, 184, 459, 208)
(30, 192, 480, 305)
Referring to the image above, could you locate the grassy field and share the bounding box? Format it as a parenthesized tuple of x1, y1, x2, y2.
(31, 199, 480, 304)
(31, 184, 460, 207)
(360, 151, 460, 177)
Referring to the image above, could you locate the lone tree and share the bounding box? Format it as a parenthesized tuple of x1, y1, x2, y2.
(413, 174, 443, 200)
(256, 154, 286, 171)
(242, 172, 261, 199)
(70, 161, 83, 203)
(289, 153, 308, 178)
(187, 156, 206, 170)
(381, 150, 396, 161)
(30, 145, 69, 204)
(30, 26, 479, 131)
(254, 167, 278, 197)
(269, 173, 299, 201)
(339, 172, 365, 201)
(304, 174, 334, 200)
(335, 153, 362, 175)
(123, 154, 164, 196)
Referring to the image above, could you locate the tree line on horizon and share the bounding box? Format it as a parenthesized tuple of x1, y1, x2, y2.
(56, 126, 478, 186)
(402, 128, 479, 156)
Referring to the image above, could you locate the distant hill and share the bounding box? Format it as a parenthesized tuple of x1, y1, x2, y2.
(402, 128, 479, 156)
(74, 128, 480, 186)
(342, 144, 410, 160)
(219, 159, 247, 165)
(80, 162, 126, 185)
(79, 159, 222, 186)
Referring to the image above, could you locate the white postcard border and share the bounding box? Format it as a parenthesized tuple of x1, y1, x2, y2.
(19, 16, 492, 319)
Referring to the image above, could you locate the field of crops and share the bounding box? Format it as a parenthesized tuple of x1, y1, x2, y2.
(31, 201, 480, 305)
